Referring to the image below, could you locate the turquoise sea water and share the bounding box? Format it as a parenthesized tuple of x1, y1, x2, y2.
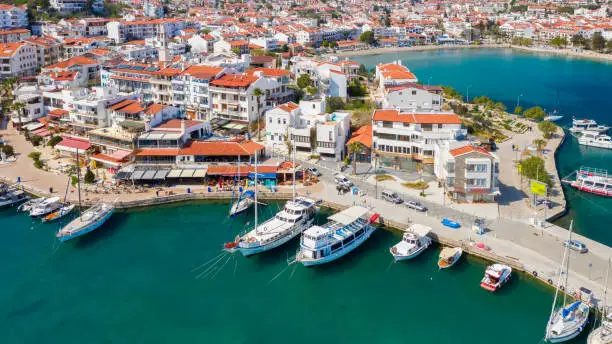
(353, 48, 612, 246)
(1, 203, 560, 344)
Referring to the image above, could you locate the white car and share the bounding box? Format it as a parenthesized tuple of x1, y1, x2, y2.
(405, 200, 426, 212)
(334, 174, 353, 187)
(306, 167, 322, 177)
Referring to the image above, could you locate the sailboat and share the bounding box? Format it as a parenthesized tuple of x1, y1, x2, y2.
(43, 177, 75, 223)
(227, 144, 318, 256)
(228, 156, 255, 216)
(56, 148, 115, 242)
(588, 259, 611, 344)
(545, 220, 591, 343)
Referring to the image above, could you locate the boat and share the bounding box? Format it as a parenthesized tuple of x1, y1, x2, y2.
(56, 203, 115, 242)
(545, 220, 591, 343)
(389, 224, 432, 261)
(29, 196, 61, 218)
(17, 197, 45, 213)
(0, 185, 29, 208)
(442, 218, 460, 228)
(438, 247, 463, 270)
(56, 147, 115, 242)
(229, 190, 255, 216)
(480, 264, 512, 292)
(578, 131, 612, 150)
(569, 118, 609, 134)
(566, 167, 612, 197)
(544, 115, 564, 122)
(587, 259, 610, 344)
(296, 206, 378, 266)
(232, 145, 318, 256)
(42, 204, 76, 223)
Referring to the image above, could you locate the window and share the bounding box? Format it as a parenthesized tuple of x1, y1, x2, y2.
(283, 119, 286, 125)
(412, 90, 416, 95)
(382, 121, 393, 128)
(446, 162, 455, 173)
(446, 177, 454, 186)
(467, 164, 488, 172)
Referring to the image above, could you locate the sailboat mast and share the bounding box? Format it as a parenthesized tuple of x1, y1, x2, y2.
(602, 258, 610, 324)
(292, 139, 296, 201)
(254, 151, 258, 233)
(549, 220, 573, 324)
(76, 148, 82, 221)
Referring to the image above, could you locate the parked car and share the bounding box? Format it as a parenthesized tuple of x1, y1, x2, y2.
(306, 167, 322, 177)
(563, 240, 588, 253)
(381, 190, 403, 204)
(334, 174, 353, 187)
(405, 200, 426, 212)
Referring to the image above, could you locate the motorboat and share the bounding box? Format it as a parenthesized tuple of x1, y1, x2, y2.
(578, 132, 612, 150)
(42, 204, 76, 223)
(29, 197, 61, 218)
(56, 203, 115, 242)
(544, 115, 564, 122)
(235, 197, 318, 256)
(480, 264, 512, 292)
(567, 167, 612, 197)
(442, 218, 460, 228)
(438, 247, 463, 270)
(0, 187, 29, 208)
(229, 190, 255, 216)
(588, 311, 612, 344)
(296, 206, 378, 266)
(389, 224, 432, 261)
(17, 197, 45, 213)
(570, 118, 609, 134)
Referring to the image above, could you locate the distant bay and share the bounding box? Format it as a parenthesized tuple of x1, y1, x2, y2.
(353, 48, 612, 246)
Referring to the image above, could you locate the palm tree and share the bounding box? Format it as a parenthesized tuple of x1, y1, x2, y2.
(11, 102, 26, 120)
(533, 139, 547, 156)
(348, 141, 363, 175)
(253, 88, 263, 141)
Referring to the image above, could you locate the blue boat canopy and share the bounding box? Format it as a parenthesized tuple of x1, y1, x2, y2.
(242, 190, 255, 198)
(562, 301, 581, 317)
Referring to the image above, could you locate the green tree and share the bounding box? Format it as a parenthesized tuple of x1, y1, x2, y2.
(608, 39, 612, 51)
(309, 127, 317, 151)
(321, 40, 329, 48)
(253, 88, 263, 141)
(514, 106, 523, 115)
(305, 86, 318, 95)
(231, 47, 241, 55)
(84, 167, 96, 184)
(30, 135, 42, 146)
(494, 102, 507, 112)
(571, 34, 587, 48)
(347, 80, 366, 97)
(538, 121, 557, 139)
(1, 144, 14, 157)
(297, 74, 314, 89)
(592, 32, 606, 52)
(359, 31, 375, 45)
(325, 97, 345, 112)
(11, 102, 26, 119)
(532, 138, 547, 155)
(347, 141, 364, 175)
(550, 36, 567, 48)
(523, 106, 546, 120)
(28, 151, 41, 161)
(441, 85, 463, 101)
(519, 156, 552, 186)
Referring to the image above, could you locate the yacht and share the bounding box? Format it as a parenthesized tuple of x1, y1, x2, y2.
(589, 311, 612, 344)
(389, 224, 432, 261)
(56, 203, 115, 242)
(568, 167, 612, 197)
(480, 264, 512, 292)
(578, 132, 612, 150)
(43, 204, 76, 223)
(233, 197, 318, 256)
(29, 197, 61, 218)
(296, 206, 378, 266)
(0, 186, 28, 208)
(570, 118, 609, 134)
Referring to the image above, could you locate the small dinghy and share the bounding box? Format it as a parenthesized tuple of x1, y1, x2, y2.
(438, 247, 462, 270)
(18, 198, 45, 213)
(442, 218, 460, 229)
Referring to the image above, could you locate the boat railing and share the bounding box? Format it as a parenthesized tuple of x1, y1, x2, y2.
(579, 166, 608, 178)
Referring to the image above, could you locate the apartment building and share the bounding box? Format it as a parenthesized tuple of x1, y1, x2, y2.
(42, 56, 100, 87)
(25, 35, 62, 67)
(50, 0, 88, 14)
(106, 19, 190, 44)
(171, 65, 226, 120)
(209, 73, 263, 123)
(0, 28, 30, 43)
(434, 142, 500, 203)
(12, 85, 44, 124)
(382, 83, 443, 112)
(244, 68, 293, 110)
(0, 4, 28, 29)
(376, 61, 418, 90)
(150, 65, 183, 105)
(0, 42, 37, 79)
(102, 62, 157, 101)
(371, 109, 467, 163)
(292, 58, 347, 99)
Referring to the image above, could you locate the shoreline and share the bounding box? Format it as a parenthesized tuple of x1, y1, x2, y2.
(334, 43, 612, 63)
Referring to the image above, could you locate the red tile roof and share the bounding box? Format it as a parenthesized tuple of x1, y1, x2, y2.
(278, 102, 298, 112)
(210, 74, 259, 87)
(346, 125, 372, 148)
(56, 137, 91, 151)
(449, 145, 490, 157)
(246, 67, 290, 77)
(44, 56, 98, 70)
(372, 110, 461, 125)
(136, 140, 264, 157)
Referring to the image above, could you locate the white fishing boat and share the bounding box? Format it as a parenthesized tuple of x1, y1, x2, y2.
(570, 118, 609, 134)
(56, 203, 115, 242)
(438, 247, 463, 270)
(0, 186, 28, 208)
(578, 132, 612, 150)
(42, 204, 76, 223)
(480, 264, 512, 292)
(29, 196, 61, 218)
(545, 220, 591, 343)
(229, 190, 255, 216)
(545, 115, 564, 122)
(389, 224, 432, 261)
(589, 311, 612, 344)
(296, 206, 379, 266)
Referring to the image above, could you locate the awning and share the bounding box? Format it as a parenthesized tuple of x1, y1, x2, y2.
(167, 169, 183, 178)
(23, 122, 44, 131)
(154, 169, 170, 180)
(56, 137, 91, 153)
(193, 168, 207, 178)
(131, 170, 145, 180)
(116, 171, 132, 180)
(110, 149, 132, 160)
(90, 153, 123, 167)
(180, 169, 195, 178)
(32, 128, 52, 137)
(142, 170, 157, 180)
(248, 172, 276, 179)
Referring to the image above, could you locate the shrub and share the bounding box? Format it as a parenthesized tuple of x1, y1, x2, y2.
(519, 156, 552, 187)
(375, 174, 394, 181)
(33, 159, 43, 169)
(30, 135, 42, 146)
(71, 175, 78, 187)
(523, 106, 546, 120)
(402, 181, 429, 190)
(1, 144, 14, 157)
(47, 136, 62, 147)
(28, 151, 41, 161)
(84, 167, 95, 184)
(538, 121, 557, 139)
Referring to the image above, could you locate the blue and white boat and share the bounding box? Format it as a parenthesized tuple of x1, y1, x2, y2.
(56, 203, 115, 242)
(296, 206, 378, 266)
(229, 190, 255, 216)
(442, 218, 460, 229)
(544, 115, 564, 122)
(389, 224, 432, 261)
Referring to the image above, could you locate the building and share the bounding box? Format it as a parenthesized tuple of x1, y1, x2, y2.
(0, 28, 30, 43)
(171, 65, 226, 120)
(0, 4, 28, 29)
(25, 35, 62, 67)
(50, 0, 88, 14)
(434, 142, 500, 203)
(103, 62, 157, 100)
(12, 85, 44, 124)
(209, 73, 262, 123)
(371, 109, 466, 164)
(382, 83, 443, 112)
(42, 56, 100, 87)
(143, 0, 165, 18)
(376, 61, 418, 90)
(0, 42, 37, 79)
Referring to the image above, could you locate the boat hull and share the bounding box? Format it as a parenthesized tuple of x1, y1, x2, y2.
(57, 208, 114, 242)
(570, 183, 612, 197)
(238, 220, 314, 257)
(390, 244, 429, 261)
(587, 327, 611, 344)
(299, 225, 376, 266)
(438, 251, 462, 270)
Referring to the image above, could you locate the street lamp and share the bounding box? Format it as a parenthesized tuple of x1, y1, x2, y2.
(427, 76, 432, 86)
(517, 93, 523, 109)
(466, 85, 472, 103)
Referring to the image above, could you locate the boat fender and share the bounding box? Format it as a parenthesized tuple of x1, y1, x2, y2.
(532, 271, 538, 277)
(560, 286, 565, 291)
(547, 279, 553, 284)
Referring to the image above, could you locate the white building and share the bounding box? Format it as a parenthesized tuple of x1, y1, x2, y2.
(292, 58, 348, 99)
(12, 85, 44, 124)
(434, 141, 500, 203)
(106, 19, 190, 44)
(171, 65, 226, 120)
(209, 73, 262, 123)
(49, 0, 87, 14)
(0, 4, 28, 29)
(382, 83, 442, 112)
(143, 0, 165, 18)
(371, 109, 467, 163)
(0, 42, 38, 78)
(0, 28, 30, 43)
(376, 61, 418, 90)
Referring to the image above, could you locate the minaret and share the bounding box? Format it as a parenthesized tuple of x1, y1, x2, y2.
(157, 23, 171, 65)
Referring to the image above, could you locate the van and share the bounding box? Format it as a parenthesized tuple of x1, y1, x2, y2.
(334, 174, 353, 187)
(382, 190, 403, 204)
